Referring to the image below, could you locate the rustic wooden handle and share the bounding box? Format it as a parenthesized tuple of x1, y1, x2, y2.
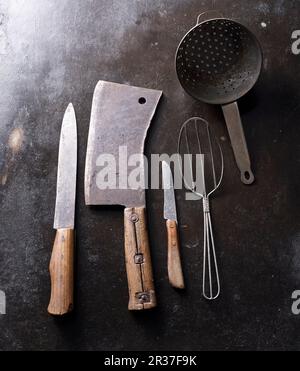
(166, 220, 185, 289)
(48, 228, 74, 315)
(124, 207, 156, 310)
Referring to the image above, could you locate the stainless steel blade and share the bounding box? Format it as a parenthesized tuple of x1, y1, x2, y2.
(162, 161, 177, 222)
(85, 81, 162, 207)
(54, 103, 77, 229)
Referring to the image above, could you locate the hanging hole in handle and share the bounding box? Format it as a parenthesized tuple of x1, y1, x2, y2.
(241, 170, 255, 185)
(196, 10, 224, 25)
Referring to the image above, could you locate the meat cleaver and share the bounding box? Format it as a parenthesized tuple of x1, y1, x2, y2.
(85, 81, 162, 310)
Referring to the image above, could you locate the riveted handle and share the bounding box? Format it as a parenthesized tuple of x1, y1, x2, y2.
(166, 220, 185, 289)
(48, 228, 74, 315)
(124, 207, 156, 310)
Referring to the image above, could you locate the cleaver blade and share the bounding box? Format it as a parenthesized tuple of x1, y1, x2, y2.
(85, 81, 162, 310)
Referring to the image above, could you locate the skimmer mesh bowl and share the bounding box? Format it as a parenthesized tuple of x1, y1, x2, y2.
(176, 18, 262, 105)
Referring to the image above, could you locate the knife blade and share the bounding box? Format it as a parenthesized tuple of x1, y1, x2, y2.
(162, 161, 185, 289)
(85, 81, 162, 310)
(48, 103, 77, 315)
(162, 161, 178, 222)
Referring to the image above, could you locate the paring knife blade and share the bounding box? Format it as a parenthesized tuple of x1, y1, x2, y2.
(162, 161, 185, 289)
(48, 103, 77, 316)
(162, 161, 177, 222)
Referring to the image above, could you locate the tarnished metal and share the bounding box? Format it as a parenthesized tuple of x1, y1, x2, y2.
(175, 14, 262, 184)
(85, 81, 162, 207)
(134, 253, 144, 264)
(162, 161, 177, 222)
(53, 103, 77, 229)
(176, 17, 262, 105)
(137, 292, 150, 304)
(177, 117, 224, 199)
(129, 213, 139, 223)
(178, 117, 223, 300)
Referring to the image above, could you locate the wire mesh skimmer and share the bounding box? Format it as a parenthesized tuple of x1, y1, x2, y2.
(176, 11, 262, 185)
(178, 117, 224, 300)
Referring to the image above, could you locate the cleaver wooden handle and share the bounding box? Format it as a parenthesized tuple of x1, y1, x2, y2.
(166, 220, 185, 289)
(48, 228, 74, 315)
(124, 207, 156, 310)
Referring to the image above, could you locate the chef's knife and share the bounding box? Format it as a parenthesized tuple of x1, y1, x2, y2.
(85, 81, 162, 310)
(48, 103, 77, 315)
(162, 161, 185, 289)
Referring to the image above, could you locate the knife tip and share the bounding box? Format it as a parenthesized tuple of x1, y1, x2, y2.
(67, 102, 74, 111)
(64, 103, 76, 122)
(62, 103, 77, 133)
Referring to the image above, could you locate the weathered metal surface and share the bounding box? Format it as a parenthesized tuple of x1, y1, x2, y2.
(0, 0, 300, 351)
(176, 17, 262, 105)
(54, 103, 77, 229)
(85, 81, 162, 207)
(162, 161, 177, 222)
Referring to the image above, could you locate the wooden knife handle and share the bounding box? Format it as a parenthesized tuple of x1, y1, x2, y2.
(48, 228, 74, 315)
(124, 207, 156, 310)
(166, 220, 185, 289)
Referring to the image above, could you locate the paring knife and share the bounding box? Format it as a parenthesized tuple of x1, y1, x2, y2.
(85, 81, 162, 310)
(48, 103, 77, 315)
(162, 161, 185, 289)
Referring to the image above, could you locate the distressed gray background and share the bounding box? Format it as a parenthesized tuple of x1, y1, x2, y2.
(0, 0, 300, 351)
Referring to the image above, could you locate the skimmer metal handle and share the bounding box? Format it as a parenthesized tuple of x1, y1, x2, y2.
(222, 102, 255, 185)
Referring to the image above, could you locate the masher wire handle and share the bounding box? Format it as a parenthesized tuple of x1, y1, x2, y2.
(202, 197, 220, 300)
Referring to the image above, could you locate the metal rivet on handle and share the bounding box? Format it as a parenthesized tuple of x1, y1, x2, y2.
(137, 292, 150, 304)
(130, 213, 139, 223)
(134, 253, 144, 264)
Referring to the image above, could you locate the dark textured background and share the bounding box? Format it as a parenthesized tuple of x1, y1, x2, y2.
(0, 0, 300, 351)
